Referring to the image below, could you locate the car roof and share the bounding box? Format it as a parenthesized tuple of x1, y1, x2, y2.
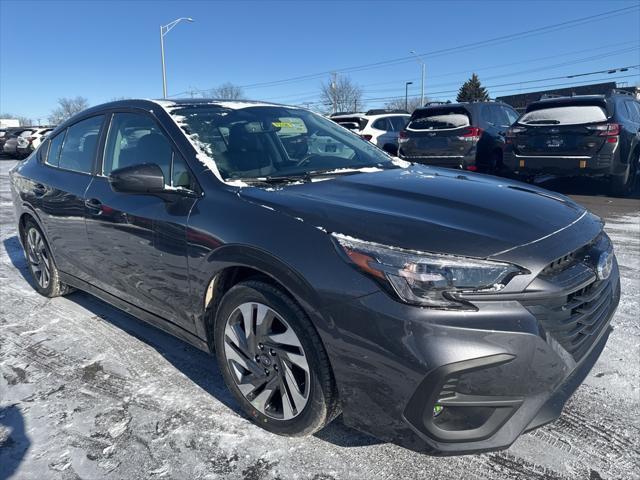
(526, 95, 610, 110)
(413, 101, 512, 113)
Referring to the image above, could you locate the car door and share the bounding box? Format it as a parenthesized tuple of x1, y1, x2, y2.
(83, 111, 199, 331)
(31, 115, 106, 282)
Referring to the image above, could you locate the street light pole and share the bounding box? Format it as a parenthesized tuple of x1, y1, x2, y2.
(405, 81, 413, 111)
(160, 17, 194, 98)
(410, 50, 426, 107)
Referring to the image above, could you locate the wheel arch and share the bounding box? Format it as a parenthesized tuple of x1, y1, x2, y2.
(17, 208, 45, 245)
(198, 245, 328, 352)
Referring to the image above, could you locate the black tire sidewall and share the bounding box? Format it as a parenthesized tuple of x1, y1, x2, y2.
(23, 221, 56, 296)
(214, 281, 331, 436)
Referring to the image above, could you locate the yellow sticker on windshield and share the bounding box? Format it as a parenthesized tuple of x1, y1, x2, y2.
(272, 122, 293, 128)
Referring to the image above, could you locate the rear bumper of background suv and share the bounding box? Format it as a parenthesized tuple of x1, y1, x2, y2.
(399, 151, 477, 170)
(504, 148, 623, 178)
(319, 250, 620, 455)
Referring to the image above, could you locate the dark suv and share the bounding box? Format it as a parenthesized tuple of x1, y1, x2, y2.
(504, 91, 640, 196)
(10, 99, 619, 455)
(398, 101, 519, 173)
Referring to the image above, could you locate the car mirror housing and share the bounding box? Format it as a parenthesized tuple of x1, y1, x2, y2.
(108, 163, 166, 194)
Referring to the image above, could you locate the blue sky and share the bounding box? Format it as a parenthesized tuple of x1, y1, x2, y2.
(1, 0, 639, 121)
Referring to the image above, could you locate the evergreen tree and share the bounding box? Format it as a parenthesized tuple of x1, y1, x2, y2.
(456, 73, 489, 102)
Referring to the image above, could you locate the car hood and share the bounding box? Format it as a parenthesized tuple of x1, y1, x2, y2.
(238, 166, 587, 259)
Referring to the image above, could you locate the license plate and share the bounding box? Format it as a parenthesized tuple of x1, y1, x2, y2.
(546, 137, 564, 148)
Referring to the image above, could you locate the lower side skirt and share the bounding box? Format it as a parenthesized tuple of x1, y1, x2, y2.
(58, 271, 210, 353)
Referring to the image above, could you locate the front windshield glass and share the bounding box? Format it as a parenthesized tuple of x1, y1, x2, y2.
(169, 105, 394, 181)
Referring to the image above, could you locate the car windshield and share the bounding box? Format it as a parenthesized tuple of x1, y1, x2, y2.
(169, 105, 395, 182)
(520, 105, 608, 125)
(407, 108, 471, 130)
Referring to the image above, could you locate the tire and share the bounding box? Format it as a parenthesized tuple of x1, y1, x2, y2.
(22, 220, 72, 297)
(490, 150, 504, 176)
(609, 155, 638, 197)
(214, 280, 340, 436)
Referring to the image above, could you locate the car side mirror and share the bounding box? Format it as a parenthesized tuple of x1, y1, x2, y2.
(108, 163, 166, 194)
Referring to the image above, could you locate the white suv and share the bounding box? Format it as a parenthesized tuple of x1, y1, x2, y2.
(330, 109, 410, 155)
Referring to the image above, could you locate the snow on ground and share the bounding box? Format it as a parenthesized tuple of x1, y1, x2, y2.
(1, 159, 639, 480)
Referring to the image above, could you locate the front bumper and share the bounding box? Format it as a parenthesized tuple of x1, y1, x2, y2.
(320, 260, 619, 455)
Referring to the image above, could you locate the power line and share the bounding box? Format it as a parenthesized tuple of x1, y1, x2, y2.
(238, 5, 638, 90)
(300, 70, 639, 107)
(168, 5, 638, 98)
(261, 42, 639, 102)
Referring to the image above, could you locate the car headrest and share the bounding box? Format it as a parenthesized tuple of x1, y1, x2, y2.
(82, 134, 99, 156)
(136, 133, 172, 165)
(228, 124, 261, 152)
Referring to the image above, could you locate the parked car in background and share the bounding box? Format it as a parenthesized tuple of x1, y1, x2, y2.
(16, 127, 53, 158)
(2, 128, 38, 158)
(0, 127, 26, 154)
(331, 109, 410, 154)
(10, 98, 620, 455)
(398, 101, 519, 173)
(504, 91, 640, 196)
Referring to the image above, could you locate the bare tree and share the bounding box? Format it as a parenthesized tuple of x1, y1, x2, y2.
(320, 75, 364, 114)
(209, 82, 245, 100)
(383, 96, 425, 113)
(48, 96, 89, 124)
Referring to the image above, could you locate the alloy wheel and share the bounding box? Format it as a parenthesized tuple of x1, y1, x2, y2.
(26, 227, 51, 289)
(223, 302, 310, 420)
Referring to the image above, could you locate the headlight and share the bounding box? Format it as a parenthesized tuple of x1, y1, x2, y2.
(333, 234, 524, 309)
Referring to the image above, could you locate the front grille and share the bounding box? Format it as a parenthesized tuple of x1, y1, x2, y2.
(525, 234, 617, 362)
(531, 279, 613, 361)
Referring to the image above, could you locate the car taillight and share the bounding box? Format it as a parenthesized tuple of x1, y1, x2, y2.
(361, 134, 373, 141)
(587, 123, 620, 143)
(465, 165, 478, 171)
(457, 127, 482, 141)
(398, 130, 409, 144)
(505, 126, 527, 144)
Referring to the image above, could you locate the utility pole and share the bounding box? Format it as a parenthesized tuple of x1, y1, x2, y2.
(410, 50, 426, 107)
(405, 81, 413, 111)
(331, 72, 338, 114)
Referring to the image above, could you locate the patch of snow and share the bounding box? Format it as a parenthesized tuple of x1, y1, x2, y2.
(152, 101, 240, 188)
(391, 157, 411, 168)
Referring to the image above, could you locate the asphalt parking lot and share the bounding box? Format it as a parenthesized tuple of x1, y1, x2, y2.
(1, 157, 638, 480)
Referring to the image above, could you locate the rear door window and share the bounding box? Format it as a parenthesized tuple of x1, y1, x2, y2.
(624, 101, 640, 122)
(389, 116, 409, 131)
(520, 105, 607, 125)
(504, 107, 519, 125)
(46, 130, 66, 167)
(58, 115, 105, 173)
(408, 108, 471, 130)
(372, 118, 391, 131)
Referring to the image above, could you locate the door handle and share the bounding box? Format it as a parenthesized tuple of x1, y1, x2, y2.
(85, 198, 103, 214)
